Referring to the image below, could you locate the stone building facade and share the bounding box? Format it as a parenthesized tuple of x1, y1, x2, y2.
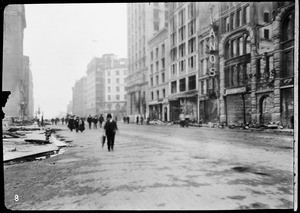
(72, 76, 87, 118)
(147, 27, 170, 121)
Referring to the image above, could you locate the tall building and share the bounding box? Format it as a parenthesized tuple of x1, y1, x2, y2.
(147, 27, 169, 121)
(22, 55, 34, 118)
(86, 57, 105, 116)
(104, 58, 128, 119)
(72, 76, 87, 117)
(126, 3, 168, 119)
(167, 2, 199, 121)
(198, 2, 220, 124)
(3, 4, 28, 118)
(218, 1, 295, 128)
(67, 100, 73, 115)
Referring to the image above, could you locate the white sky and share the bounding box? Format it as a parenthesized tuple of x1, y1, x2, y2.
(23, 3, 127, 119)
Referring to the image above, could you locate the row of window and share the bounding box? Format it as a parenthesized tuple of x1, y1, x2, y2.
(171, 55, 196, 75)
(107, 78, 123, 84)
(107, 94, 126, 101)
(107, 86, 123, 93)
(200, 77, 218, 95)
(150, 58, 166, 73)
(170, 3, 196, 31)
(225, 34, 251, 60)
(224, 61, 251, 88)
(106, 70, 126, 76)
(223, 5, 250, 33)
(150, 72, 166, 87)
(170, 37, 196, 62)
(151, 43, 166, 61)
(171, 75, 196, 93)
(151, 89, 166, 100)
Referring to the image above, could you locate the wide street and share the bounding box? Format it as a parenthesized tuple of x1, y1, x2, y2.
(4, 123, 294, 210)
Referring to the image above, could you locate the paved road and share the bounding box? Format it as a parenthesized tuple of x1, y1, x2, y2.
(4, 123, 294, 210)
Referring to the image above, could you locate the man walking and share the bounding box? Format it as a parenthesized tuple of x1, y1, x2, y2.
(99, 114, 104, 128)
(103, 113, 118, 152)
(87, 115, 92, 129)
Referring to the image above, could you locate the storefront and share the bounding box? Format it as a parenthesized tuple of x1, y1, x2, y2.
(148, 99, 169, 121)
(199, 97, 219, 123)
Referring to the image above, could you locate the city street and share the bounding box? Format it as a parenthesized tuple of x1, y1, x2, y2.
(4, 123, 294, 210)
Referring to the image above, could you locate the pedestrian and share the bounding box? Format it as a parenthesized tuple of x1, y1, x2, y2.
(136, 116, 139, 125)
(103, 113, 118, 152)
(93, 116, 98, 129)
(51, 118, 54, 125)
(87, 115, 92, 129)
(79, 118, 85, 132)
(127, 116, 130, 124)
(140, 115, 144, 125)
(99, 114, 104, 128)
(65, 116, 69, 126)
(61, 117, 65, 125)
(123, 116, 126, 124)
(68, 116, 75, 131)
(75, 116, 80, 132)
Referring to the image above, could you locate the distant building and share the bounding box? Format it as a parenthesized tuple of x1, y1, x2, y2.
(67, 100, 73, 115)
(147, 27, 169, 121)
(85, 57, 105, 116)
(126, 2, 168, 119)
(72, 76, 87, 118)
(3, 5, 28, 118)
(22, 55, 34, 118)
(104, 57, 127, 119)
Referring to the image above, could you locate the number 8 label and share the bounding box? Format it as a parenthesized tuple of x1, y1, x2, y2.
(14, 195, 19, 202)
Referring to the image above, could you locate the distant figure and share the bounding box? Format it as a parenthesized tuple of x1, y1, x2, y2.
(93, 116, 98, 129)
(140, 116, 144, 125)
(79, 118, 85, 132)
(127, 116, 130, 124)
(99, 114, 104, 128)
(103, 113, 118, 152)
(65, 117, 69, 126)
(123, 116, 126, 124)
(51, 118, 55, 125)
(61, 117, 65, 125)
(87, 115, 92, 129)
(68, 116, 75, 131)
(75, 116, 80, 132)
(136, 116, 139, 125)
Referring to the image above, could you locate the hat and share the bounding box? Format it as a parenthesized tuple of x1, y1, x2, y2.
(107, 113, 112, 119)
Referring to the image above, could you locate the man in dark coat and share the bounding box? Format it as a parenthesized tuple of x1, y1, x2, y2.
(93, 116, 98, 129)
(99, 114, 104, 128)
(140, 116, 144, 125)
(87, 115, 92, 129)
(75, 116, 80, 132)
(79, 118, 85, 132)
(127, 116, 130, 124)
(136, 116, 139, 125)
(68, 116, 75, 131)
(103, 113, 118, 152)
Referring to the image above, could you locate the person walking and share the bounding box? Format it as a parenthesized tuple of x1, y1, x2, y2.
(79, 118, 85, 132)
(140, 115, 144, 125)
(87, 115, 92, 129)
(103, 113, 118, 152)
(68, 116, 75, 131)
(75, 116, 80, 132)
(127, 116, 130, 124)
(123, 116, 126, 124)
(99, 114, 104, 128)
(61, 117, 65, 125)
(136, 116, 139, 125)
(93, 116, 98, 129)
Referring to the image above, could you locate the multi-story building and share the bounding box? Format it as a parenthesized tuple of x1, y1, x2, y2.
(67, 100, 73, 115)
(104, 58, 127, 119)
(198, 2, 220, 124)
(126, 3, 168, 119)
(167, 2, 199, 122)
(147, 27, 170, 121)
(3, 5, 28, 118)
(85, 57, 105, 116)
(218, 1, 295, 128)
(72, 76, 87, 118)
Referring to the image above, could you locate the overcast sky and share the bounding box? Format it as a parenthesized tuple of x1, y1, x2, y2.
(23, 3, 127, 119)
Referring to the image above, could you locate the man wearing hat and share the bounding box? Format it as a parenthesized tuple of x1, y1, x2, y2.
(103, 113, 118, 152)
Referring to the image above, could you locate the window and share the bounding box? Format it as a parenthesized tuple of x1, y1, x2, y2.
(189, 55, 195, 69)
(108, 79, 111, 84)
(151, 64, 153, 73)
(108, 87, 111, 93)
(282, 50, 294, 78)
(200, 80, 204, 94)
(244, 5, 250, 24)
(179, 43, 186, 57)
(245, 35, 251, 54)
(236, 9, 241, 27)
(154, 21, 159, 31)
(282, 12, 295, 42)
(116, 86, 120, 92)
(156, 47, 159, 59)
(116, 95, 120, 100)
(171, 47, 177, 62)
(188, 75, 196, 90)
(171, 63, 177, 75)
(264, 29, 269, 39)
(224, 17, 229, 32)
(116, 78, 120, 83)
(171, 81, 177, 93)
(188, 19, 196, 36)
(162, 72, 165, 83)
(151, 51, 153, 60)
(171, 32, 177, 47)
(156, 61, 159, 72)
(162, 58, 165, 69)
(179, 78, 186, 91)
(263, 12, 269, 23)
(179, 60, 186, 72)
(179, 26, 186, 42)
(151, 92, 154, 100)
(179, 8, 185, 26)
(108, 95, 111, 101)
(188, 2, 196, 20)
(232, 39, 237, 57)
(230, 13, 235, 30)
(156, 90, 159, 99)
(163, 89, 166, 98)
(188, 37, 196, 54)
(200, 41, 204, 57)
(154, 9, 159, 19)
(162, 44, 165, 55)
(156, 75, 159, 85)
(107, 70, 110, 76)
(150, 77, 153, 86)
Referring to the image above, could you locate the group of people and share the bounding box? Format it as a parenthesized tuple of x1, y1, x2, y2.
(123, 115, 146, 125)
(87, 115, 104, 129)
(66, 116, 85, 133)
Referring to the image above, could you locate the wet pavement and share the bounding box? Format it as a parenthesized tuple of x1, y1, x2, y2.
(3, 123, 294, 210)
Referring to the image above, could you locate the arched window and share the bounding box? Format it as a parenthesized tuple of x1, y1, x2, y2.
(282, 11, 294, 42)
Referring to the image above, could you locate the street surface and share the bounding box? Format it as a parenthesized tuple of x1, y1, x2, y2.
(4, 123, 294, 210)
